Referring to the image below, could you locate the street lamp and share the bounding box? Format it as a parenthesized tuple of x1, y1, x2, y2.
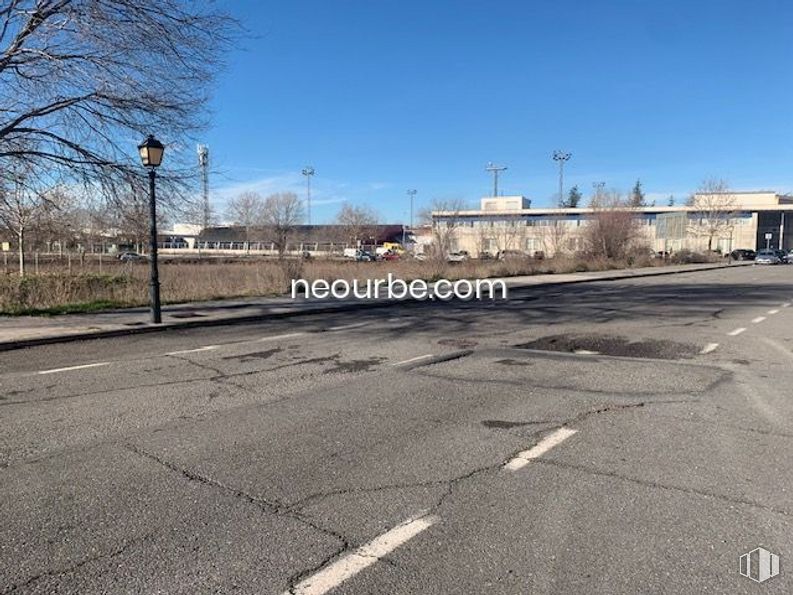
(137, 134, 165, 324)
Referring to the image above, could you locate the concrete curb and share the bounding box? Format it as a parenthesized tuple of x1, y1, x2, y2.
(0, 262, 739, 352)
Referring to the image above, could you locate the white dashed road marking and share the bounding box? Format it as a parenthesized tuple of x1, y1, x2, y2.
(700, 343, 719, 355)
(286, 514, 438, 595)
(752, 316, 767, 324)
(258, 332, 305, 342)
(165, 345, 218, 356)
(768, 309, 780, 315)
(728, 328, 747, 336)
(783, 302, 791, 308)
(393, 354, 435, 366)
(38, 362, 110, 375)
(504, 427, 578, 471)
(327, 322, 368, 331)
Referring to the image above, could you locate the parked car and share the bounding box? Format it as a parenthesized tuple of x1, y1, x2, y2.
(785, 250, 793, 264)
(755, 249, 781, 265)
(380, 250, 400, 261)
(775, 249, 790, 264)
(496, 250, 525, 260)
(726, 249, 756, 261)
(343, 248, 375, 261)
(446, 251, 469, 263)
(117, 251, 147, 262)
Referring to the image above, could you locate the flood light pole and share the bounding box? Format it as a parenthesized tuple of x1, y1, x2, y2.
(137, 135, 165, 324)
(302, 166, 315, 226)
(552, 150, 572, 206)
(485, 162, 507, 197)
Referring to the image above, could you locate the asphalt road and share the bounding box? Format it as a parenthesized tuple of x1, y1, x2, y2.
(2, 264, 793, 594)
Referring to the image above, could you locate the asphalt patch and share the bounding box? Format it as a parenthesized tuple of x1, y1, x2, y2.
(223, 348, 282, 362)
(515, 333, 699, 360)
(323, 356, 386, 374)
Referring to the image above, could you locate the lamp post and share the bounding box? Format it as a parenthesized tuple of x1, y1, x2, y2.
(137, 135, 165, 324)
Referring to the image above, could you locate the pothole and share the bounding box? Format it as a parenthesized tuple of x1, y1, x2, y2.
(515, 333, 699, 360)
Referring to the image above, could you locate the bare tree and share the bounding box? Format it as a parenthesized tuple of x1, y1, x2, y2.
(585, 191, 643, 259)
(226, 191, 265, 252)
(492, 213, 526, 254)
(0, 1, 237, 200)
(0, 168, 64, 274)
(687, 179, 736, 252)
(335, 203, 378, 248)
(422, 198, 468, 259)
(540, 216, 569, 257)
(261, 192, 304, 258)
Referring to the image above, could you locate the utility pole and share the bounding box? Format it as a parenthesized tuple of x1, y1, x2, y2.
(485, 162, 507, 197)
(302, 166, 315, 226)
(592, 181, 606, 202)
(197, 145, 210, 228)
(405, 189, 417, 249)
(407, 189, 417, 231)
(552, 150, 572, 206)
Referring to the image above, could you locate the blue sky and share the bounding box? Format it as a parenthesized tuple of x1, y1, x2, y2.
(204, 0, 793, 223)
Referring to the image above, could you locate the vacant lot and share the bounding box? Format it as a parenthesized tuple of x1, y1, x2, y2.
(0, 254, 666, 314)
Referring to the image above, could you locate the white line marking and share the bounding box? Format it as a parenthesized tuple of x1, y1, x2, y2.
(286, 514, 438, 595)
(165, 345, 218, 356)
(573, 349, 600, 355)
(782, 302, 791, 308)
(327, 322, 368, 331)
(700, 343, 719, 355)
(504, 427, 578, 471)
(392, 354, 434, 366)
(728, 327, 747, 336)
(258, 332, 305, 342)
(38, 362, 110, 375)
(767, 309, 780, 315)
(752, 316, 767, 324)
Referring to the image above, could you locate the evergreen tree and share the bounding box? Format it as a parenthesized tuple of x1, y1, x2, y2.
(563, 185, 582, 208)
(630, 179, 646, 207)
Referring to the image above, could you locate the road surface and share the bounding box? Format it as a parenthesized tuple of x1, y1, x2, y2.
(1, 264, 792, 594)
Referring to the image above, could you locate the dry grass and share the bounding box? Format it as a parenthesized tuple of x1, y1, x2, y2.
(0, 254, 666, 315)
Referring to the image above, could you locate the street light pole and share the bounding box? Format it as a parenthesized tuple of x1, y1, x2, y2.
(147, 168, 161, 324)
(302, 166, 315, 226)
(138, 134, 165, 324)
(552, 150, 572, 206)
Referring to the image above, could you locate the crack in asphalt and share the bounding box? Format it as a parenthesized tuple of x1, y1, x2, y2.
(536, 458, 793, 518)
(0, 350, 383, 408)
(1, 533, 154, 594)
(122, 441, 355, 589)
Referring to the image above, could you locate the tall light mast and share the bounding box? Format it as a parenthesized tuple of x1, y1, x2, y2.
(552, 150, 572, 206)
(302, 166, 315, 226)
(197, 144, 210, 228)
(485, 162, 507, 197)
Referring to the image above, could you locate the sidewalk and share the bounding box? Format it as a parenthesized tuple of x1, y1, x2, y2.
(0, 262, 739, 350)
